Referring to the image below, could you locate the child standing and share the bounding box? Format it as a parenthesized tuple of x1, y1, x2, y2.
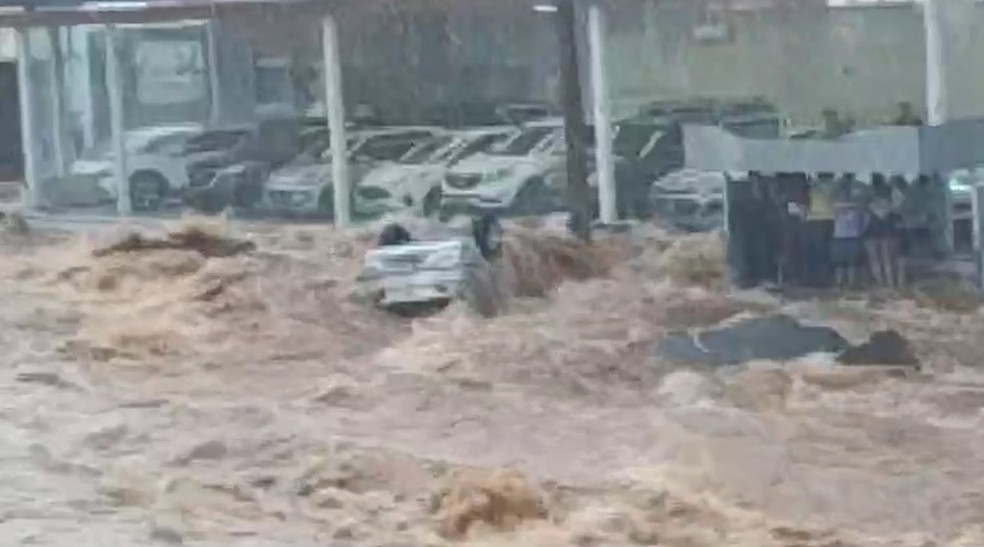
(831, 178, 864, 289)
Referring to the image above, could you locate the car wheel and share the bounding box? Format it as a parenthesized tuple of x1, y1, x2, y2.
(378, 223, 412, 247)
(231, 169, 266, 209)
(129, 171, 168, 212)
(471, 214, 503, 261)
(422, 188, 441, 218)
(512, 178, 552, 216)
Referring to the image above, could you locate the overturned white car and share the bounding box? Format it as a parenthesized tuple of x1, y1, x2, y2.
(354, 216, 504, 316)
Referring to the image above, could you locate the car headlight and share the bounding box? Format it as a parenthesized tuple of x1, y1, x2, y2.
(484, 167, 516, 181)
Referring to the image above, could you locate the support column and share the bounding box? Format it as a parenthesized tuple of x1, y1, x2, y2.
(588, 3, 616, 224)
(973, 183, 984, 291)
(105, 25, 130, 215)
(555, 0, 592, 241)
(79, 27, 95, 150)
(322, 14, 350, 227)
(47, 26, 67, 176)
(16, 29, 39, 210)
(206, 21, 222, 126)
(923, 0, 947, 126)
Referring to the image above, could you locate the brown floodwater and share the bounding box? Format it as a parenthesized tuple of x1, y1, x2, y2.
(0, 215, 982, 546)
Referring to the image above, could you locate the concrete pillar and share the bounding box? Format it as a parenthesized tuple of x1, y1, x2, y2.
(973, 183, 984, 290)
(322, 14, 350, 226)
(47, 27, 67, 176)
(16, 29, 39, 209)
(923, 0, 947, 126)
(588, 3, 616, 224)
(78, 27, 95, 150)
(206, 21, 222, 126)
(105, 25, 130, 215)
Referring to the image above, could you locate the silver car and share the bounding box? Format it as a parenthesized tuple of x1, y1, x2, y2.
(354, 216, 504, 317)
(263, 127, 441, 218)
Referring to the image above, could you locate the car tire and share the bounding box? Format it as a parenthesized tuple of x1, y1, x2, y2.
(471, 214, 503, 261)
(378, 223, 412, 247)
(129, 171, 168, 212)
(422, 188, 441, 218)
(512, 178, 552, 216)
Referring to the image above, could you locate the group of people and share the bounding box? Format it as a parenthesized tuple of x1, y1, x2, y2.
(729, 172, 936, 291)
(788, 173, 933, 290)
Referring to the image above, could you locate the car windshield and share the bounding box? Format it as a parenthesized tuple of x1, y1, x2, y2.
(183, 130, 249, 154)
(400, 136, 456, 164)
(614, 123, 660, 159)
(488, 127, 555, 156)
(78, 129, 199, 160)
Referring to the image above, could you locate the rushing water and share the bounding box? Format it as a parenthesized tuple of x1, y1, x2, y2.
(0, 217, 982, 546)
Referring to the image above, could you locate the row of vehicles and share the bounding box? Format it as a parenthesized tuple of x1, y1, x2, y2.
(66, 98, 782, 227)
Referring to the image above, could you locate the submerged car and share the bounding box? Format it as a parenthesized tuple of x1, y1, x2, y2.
(441, 120, 566, 217)
(354, 216, 504, 317)
(262, 127, 441, 218)
(354, 127, 512, 218)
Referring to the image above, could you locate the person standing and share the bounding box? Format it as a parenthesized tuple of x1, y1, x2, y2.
(831, 177, 864, 289)
(806, 173, 836, 287)
(864, 174, 900, 288)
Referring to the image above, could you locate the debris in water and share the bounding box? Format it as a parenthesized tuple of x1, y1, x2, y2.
(92, 223, 255, 259)
(657, 314, 849, 367)
(838, 330, 920, 368)
(433, 468, 548, 539)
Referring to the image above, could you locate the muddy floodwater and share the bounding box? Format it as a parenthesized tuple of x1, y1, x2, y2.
(0, 216, 983, 546)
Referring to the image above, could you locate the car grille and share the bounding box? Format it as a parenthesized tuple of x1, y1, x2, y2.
(446, 173, 482, 190)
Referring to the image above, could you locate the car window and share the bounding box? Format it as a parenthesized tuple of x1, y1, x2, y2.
(354, 132, 435, 161)
(490, 127, 555, 156)
(447, 133, 508, 163)
(722, 118, 781, 139)
(184, 130, 249, 154)
(401, 136, 455, 164)
(141, 132, 198, 155)
(614, 123, 659, 159)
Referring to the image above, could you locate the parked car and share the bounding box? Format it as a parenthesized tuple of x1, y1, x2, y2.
(649, 169, 727, 232)
(261, 127, 441, 218)
(353, 216, 504, 317)
(354, 127, 512, 218)
(183, 117, 314, 214)
(441, 120, 566, 217)
(71, 123, 205, 210)
(419, 101, 554, 128)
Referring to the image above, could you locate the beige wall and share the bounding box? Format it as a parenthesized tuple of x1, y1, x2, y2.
(605, 0, 984, 125)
